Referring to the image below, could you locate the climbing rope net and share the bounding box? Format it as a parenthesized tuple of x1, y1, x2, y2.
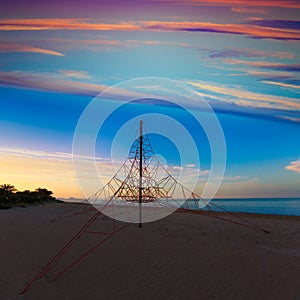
(20, 122, 269, 295)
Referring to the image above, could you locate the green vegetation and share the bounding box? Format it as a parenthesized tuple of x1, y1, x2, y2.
(0, 184, 58, 209)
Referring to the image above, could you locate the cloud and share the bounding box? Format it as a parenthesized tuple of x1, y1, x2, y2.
(40, 37, 189, 52)
(0, 70, 106, 96)
(285, 159, 300, 173)
(193, 173, 277, 198)
(43, 37, 124, 52)
(0, 148, 78, 198)
(0, 70, 151, 100)
(59, 69, 91, 79)
(231, 7, 267, 14)
(0, 69, 299, 124)
(172, 0, 300, 9)
(0, 18, 140, 31)
(0, 18, 300, 40)
(186, 80, 300, 111)
(0, 147, 118, 198)
(262, 81, 300, 90)
(246, 19, 300, 30)
(0, 41, 64, 56)
(200, 48, 294, 59)
(223, 59, 300, 72)
(218, 61, 300, 90)
(0, 147, 210, 199)
(143, 20, 300, 40)
(246, 70, 295, 78)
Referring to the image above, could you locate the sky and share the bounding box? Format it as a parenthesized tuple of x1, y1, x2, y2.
(0, 0, 299, 199)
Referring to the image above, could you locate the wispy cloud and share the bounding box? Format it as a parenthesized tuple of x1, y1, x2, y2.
(246, 19, 300, 30)
(0, 147, 209, 198)
(200, 48, 294, 59)
(0, 19, 300, 40)
(186, 80, 300, 111)
(231, 7, 267, 14)
(262, 80, 300, 90)
(0, 147, 115, 198)
(0, 69, 299, 124)
(0, 19, 140, 31)
(0, 70, 105, 96)
(171, 0, 300, 9)
(0, 41, 64, 56)
(0, 70, 149, 100)
(40, 37, 189, 52)
(223, 59, 300, 72)
(59, 69, 91, 79)
(285, 159, 300, 173)
(43, 37, 124, 52)
(0, 148, 79, 198)
(143, 20, 300, 40)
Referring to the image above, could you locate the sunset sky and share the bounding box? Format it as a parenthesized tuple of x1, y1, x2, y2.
(0, 0, 299, 198)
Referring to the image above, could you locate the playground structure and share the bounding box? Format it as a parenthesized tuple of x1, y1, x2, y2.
(20, 120, 269, 295)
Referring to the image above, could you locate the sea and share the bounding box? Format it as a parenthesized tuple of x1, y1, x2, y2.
(64, 197, 300, 216)
(184, 198, 300, 216)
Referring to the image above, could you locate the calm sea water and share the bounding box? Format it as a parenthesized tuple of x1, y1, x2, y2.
(65, 197, 300, 216)
(184, 198, 300, 216)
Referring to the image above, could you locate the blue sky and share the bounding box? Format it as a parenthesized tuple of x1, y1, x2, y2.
(0, 0, 299, 198)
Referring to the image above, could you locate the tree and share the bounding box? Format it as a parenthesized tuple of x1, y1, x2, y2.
(0, 184, 17, 194)
(15, 190, 33, 204)
(0, 184, 17, 208)
(34, 188, 54, 202)
(0, 184, 56, 209)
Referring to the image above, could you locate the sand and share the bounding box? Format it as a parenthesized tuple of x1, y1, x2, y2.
(0, 202, 299, 300)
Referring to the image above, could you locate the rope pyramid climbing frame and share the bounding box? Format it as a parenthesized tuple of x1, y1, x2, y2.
(20, 120, 269, 295)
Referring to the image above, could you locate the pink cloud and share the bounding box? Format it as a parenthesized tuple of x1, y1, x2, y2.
(0, 70, 147, 99)
(143, 21, 300, 40)
(0, 19, 299, 40)
(223, 59, 300, 72)
(0, 41, 64, 56)
(0, 19, 140, 31)
(285, 159, 300, 173)
(0, 70, 105, 96)
(231, 6, 267, 14)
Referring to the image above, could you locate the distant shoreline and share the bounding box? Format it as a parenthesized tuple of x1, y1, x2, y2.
(58, 197, 300, 217)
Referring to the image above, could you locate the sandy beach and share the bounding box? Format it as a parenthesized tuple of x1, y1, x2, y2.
(0, 202, 299, 300)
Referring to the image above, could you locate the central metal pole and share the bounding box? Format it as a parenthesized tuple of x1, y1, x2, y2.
(139, 120, 143, 228)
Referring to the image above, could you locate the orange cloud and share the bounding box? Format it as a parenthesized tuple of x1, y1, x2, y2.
(143, 21, 300, 40)
(0, 19, 140, 31)
(0, 19, 299, 40)
(231, 6, 267, 14)
(0, 41, 64, 56)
